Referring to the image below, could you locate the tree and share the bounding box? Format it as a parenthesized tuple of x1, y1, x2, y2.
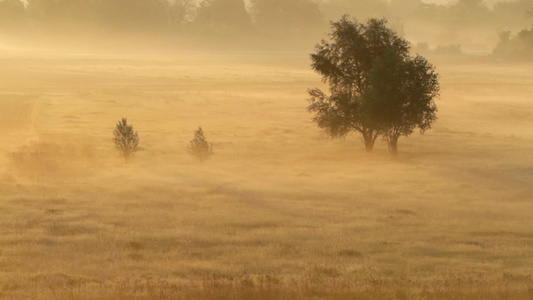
(362, 49, 439, 156)
(493, 24, 533, 61)
(168, 0, 196, 30)
(193, 0, 251, 35)
(445, 0, 492, 30)
(493, 0, 533, 30)
(308, 16, 410, 152)
(187, 127, 213, 162)
(113, 118, 139, 162)
(95, 0, 171, 32)
(250, 0, 323, 38)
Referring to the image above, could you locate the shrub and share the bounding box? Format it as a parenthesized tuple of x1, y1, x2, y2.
(187, 126, 213, 162)
(113, 118, 139, 163)
(9, 140, 96, 180)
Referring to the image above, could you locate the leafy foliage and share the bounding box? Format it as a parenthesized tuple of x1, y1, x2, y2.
(187, 127, 213, 162)
(113, 118, 139, 162)
(362, 50, 439, 156)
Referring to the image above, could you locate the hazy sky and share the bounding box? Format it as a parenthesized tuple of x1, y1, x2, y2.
(14, 0, 512, 7)
(422, 0, 505, 6)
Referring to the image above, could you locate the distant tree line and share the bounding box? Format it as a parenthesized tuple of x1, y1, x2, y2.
(0, 0, 531, 51)
(492, 9, 533, 60)
(0, 0, 324, 40)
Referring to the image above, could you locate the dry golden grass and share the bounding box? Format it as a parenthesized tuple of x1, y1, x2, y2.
(0, 50, 532, 299)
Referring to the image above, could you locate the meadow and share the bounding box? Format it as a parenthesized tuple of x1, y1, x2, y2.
(0, 49, 532, 299)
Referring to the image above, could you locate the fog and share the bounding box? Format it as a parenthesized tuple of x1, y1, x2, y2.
(1, 0, 532, 299)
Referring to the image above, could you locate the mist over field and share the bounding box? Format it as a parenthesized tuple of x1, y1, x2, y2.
(1, 0, 532, 299)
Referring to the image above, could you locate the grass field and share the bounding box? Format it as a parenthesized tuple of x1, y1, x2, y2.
(0, 50, 532, 299)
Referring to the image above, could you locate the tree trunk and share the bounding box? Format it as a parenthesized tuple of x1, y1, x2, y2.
(363, 132, 376, 152)
(364, 136, 374, 152)
(388, 136, 399, 157)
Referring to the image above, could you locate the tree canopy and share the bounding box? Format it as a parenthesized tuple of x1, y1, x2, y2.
(194, 0, 251, 35)
(362, 50, 439, 156)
